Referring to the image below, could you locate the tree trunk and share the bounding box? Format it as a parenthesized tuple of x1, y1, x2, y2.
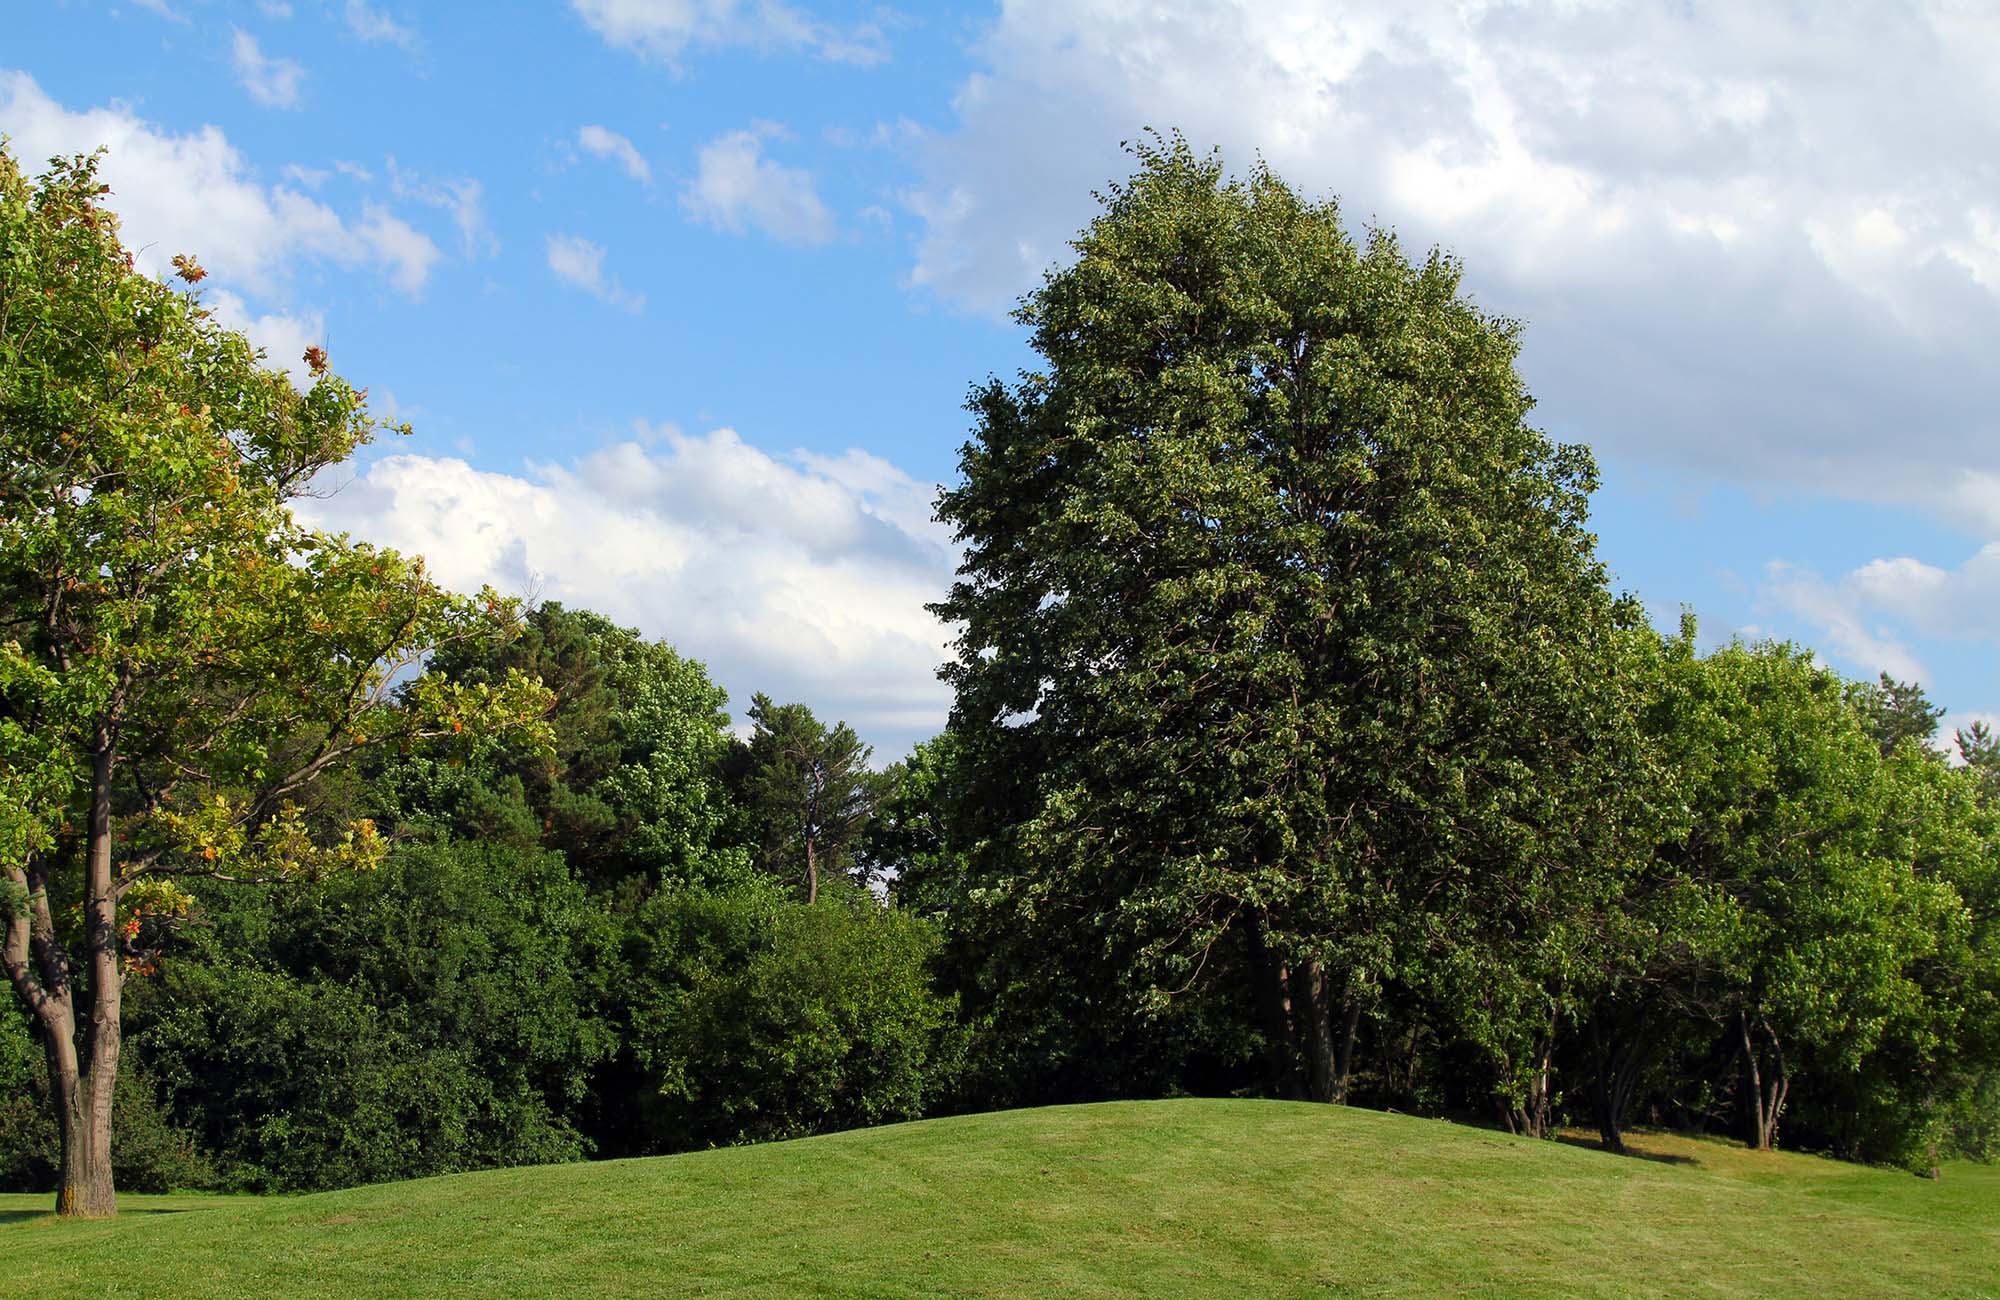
(59, 742, 123, 1216)
(1242, 912, 1303, 1100)
(1503, 1021, 1557, 1140)
(1738, 1012, 1788, 1151)
(52, 1062, 116, 1217)
(1591, 1009, 1652, 1154)
(1331, 988, 1362, 1106)
(805, 836, 818, 905)
(1293, 960, 1338, 1103)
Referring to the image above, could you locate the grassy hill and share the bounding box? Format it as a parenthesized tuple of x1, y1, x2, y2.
(1, 1099, 1994, 1298)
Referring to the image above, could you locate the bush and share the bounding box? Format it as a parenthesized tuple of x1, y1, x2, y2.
(129, 841, 618, 1191)
(629, 880, 963, 1148)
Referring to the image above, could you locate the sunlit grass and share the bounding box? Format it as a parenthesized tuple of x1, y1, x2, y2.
(2, 1099, 1994, 1298)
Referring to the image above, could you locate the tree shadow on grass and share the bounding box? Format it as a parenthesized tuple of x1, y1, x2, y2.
(1554, 1134, 1698, 1167)
(0, 1207, 196, 1225)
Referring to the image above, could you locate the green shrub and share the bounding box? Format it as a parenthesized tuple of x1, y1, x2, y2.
(629, 881, 963, 1148)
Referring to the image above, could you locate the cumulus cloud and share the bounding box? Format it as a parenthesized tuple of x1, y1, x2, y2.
(546, 233, 643, 311)
(902, 1, 2000, 509)
(293, 429, 955, 752)
(570, 0, 887, 68)
(231, 29, 306, 109)
(1763, 541, 2000, 748)
(1769, 541, 2000, 653)
(578, 124, 652, 185)
(0, 71, 440, 295)
(682, 125, 833, 244)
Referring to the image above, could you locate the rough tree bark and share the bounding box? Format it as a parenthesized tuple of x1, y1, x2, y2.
(1289, 962, 1365, 1105)
(1331, 990, 1362, 1106)
(1500, 1016, 1558, 1140)
(67, 740, 123, 1216)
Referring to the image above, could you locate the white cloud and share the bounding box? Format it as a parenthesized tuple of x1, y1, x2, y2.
(388, 158, 496, 258)
(546, 233, 643, 311)
(0, 71, 440, 296)
(1761, 561, 1929, 685)
(578, 124, 652, 185)
(901, 1, 2000, 510)
(354, 202, 440, 294)
(1762, 539, 2000, 689)
(1825, 539, 2000, 634)
(293, 429, 955, 751)
(683, 125, 833, 244)
(344, 0, 418, 50)
(231, 29, 306, 109)
(131, 0, 188, 21)
(570, 0, 887, 68)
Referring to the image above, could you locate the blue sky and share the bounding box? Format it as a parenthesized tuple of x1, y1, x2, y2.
(9, 1, 2000, 756)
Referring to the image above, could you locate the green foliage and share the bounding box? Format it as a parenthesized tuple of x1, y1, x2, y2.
(931, 133, 1652, 1118)
(730, 694, 881, 900)
(369, 603, 745, 890)
(0, 144, 552, 1211)
(131, 843, 616, 1191)
(0, 144, 550, 889)
(1846, 672, 1944, 758)
(1957, 719, 2000, 804)
(1597, 634, 2000, 1163)
(3, 132, 1993, 1207)
(627, 880, 961, 1147)
(0, 1006, 209, 1193)
(862, 734, 967, 893)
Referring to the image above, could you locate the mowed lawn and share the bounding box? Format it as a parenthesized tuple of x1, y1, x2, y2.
(1, 1099, 1994, 1298)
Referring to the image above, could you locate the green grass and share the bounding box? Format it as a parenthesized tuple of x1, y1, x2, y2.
(2, 1099, 1994, 1297)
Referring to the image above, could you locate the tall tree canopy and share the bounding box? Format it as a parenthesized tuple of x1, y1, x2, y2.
(0, 147, 547, 1215)
(368, 602, 746, 891)
(932, 135, 1654, 1117)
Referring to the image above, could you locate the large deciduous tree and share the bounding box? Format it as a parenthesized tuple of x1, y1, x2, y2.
(0, 148, 548, 1215)
(932, 135, 1652, 1115)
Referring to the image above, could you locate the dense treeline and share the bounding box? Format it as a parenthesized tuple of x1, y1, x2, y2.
(0, 602, 963, 1190)
(5, 606, 1991, 1190)
(4, 139, 1997, 1204)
